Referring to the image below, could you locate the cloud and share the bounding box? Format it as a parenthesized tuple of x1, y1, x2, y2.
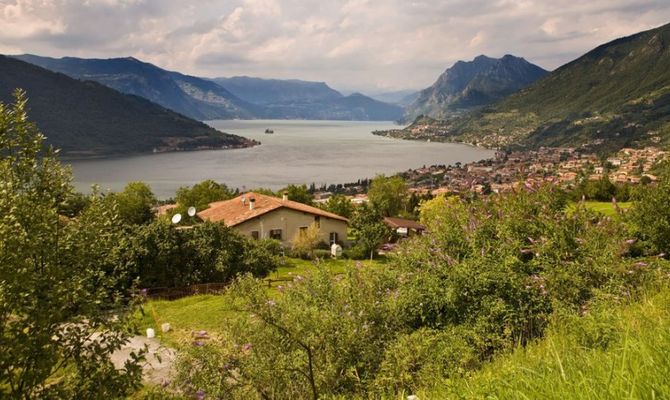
(1, 0, 670, 92)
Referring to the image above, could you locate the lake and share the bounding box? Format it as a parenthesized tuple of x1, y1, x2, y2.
(68, 120, 495, 198)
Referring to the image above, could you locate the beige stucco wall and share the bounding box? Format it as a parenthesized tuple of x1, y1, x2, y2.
(233, 207, 348, 247)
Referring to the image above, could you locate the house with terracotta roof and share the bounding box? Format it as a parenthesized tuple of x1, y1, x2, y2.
(383, 217, 426, 237)
(197, 192, 349, 247)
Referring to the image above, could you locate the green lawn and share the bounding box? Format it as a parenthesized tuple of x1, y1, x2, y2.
(137, 257, 387, 347)
(567, 201, 632, 217)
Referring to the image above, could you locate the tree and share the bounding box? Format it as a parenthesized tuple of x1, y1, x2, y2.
(291, 223, 322, 259)
(280, 184, 314, 205)
(0, 90, 142, 398)
(628, 163, 670, 256)
(367, 175, 408, 217)
(175, 179, 234, 212)
(350, 205, 390, 260)
(321, 194, 354, 219)
(107, 181, 156, 225)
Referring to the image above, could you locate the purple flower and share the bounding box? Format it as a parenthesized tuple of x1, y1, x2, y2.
(195, 389, 205, 400)
(139, 288, 148, 296)
(193, 341, 205, 347)
(242, 343, 252, 352)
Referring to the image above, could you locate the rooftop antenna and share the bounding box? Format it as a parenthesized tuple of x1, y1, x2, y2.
(187, 206, 196, 217)
(171, 213, 182, 224)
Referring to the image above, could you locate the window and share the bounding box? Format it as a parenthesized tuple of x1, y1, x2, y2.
(269, 229, 282, 240)
(314, 216, 321, 228)
(329, 232, 338, 245)
(251, 231, 259, 240)
(299, 226, 308, 236)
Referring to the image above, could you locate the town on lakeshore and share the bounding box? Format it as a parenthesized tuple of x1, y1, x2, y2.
(309, 146, 668, 202)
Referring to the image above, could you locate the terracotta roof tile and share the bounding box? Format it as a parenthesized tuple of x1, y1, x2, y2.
(383, 217, 426, 231)
(197, 192, 348, 227)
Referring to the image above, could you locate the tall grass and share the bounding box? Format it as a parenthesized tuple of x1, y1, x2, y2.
(417, 285, 670, 399)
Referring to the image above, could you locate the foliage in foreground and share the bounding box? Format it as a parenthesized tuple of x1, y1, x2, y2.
(0, 91, 143, 398)
(161, 181, 670, 399)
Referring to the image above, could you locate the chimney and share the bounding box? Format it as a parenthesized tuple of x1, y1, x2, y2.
(282, 192, 288, 202)
(249, 198, 255, 210)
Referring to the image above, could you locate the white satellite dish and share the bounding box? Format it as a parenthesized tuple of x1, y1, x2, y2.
(171, 213, 182, 224)
(187, 206, 196, 217)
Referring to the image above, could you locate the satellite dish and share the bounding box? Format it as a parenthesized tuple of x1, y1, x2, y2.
(171, 213, 182, 224)
(187, 206, 196, 217)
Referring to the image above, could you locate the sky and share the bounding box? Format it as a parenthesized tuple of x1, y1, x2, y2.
(2, 0, 670, 94)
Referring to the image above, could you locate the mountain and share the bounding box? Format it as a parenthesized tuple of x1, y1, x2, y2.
(213, 76, 404, 121)
(212, 76, 341, 105)
(0, 55, 256, 157)
(405, 55, 548, 121)
(434, 23, 670, 151)
(14, 54, 258, 120)
(368, 89, 420, 106)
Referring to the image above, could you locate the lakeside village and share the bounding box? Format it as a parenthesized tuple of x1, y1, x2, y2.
(308, 146, 669, 204)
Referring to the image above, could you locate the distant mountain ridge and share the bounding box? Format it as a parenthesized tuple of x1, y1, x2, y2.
(213, 76, 404, 121)
(0, 55, 255, 157)
(16, 55, 403, 122)
(405, 54, 548, 121)
(431, 22, 670, 151)
(212, 76, 342, 105)
(14, 54, 259, 120)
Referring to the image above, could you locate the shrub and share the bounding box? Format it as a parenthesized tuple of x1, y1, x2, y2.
(373, 327, 479, 394)
(123, 220, 279, 288)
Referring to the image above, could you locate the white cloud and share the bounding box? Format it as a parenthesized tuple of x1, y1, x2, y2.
(1, 0, 669, 92)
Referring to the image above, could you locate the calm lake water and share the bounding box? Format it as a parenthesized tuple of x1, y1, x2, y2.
(68, 120, 495, 198)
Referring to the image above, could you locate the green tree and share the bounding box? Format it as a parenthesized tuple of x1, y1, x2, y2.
(321, 194, 354, 218)
(0, 90, 142, 398)
(107, 181, 156, 225)
(175, 179, 234, 212)
(280, 184, 314, 205)
(350, 205, 390, 260)
(124, 220, 279, 288)
(367, 175, 408, 217)
(628, 163, 670, 256)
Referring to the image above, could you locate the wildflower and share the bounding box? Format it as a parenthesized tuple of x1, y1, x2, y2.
(139, 288, 148, 296)
(242, 343, 253, 352)
(195, 389, 205, 400)
(635, 262, 648, 267)
(625, 239, 636, 245)
(193, 341, 205, 347)
(266, 300, 276, 307)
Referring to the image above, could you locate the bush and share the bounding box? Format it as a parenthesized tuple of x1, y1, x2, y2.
(123, 220, 279, 288)
(373, 327, 479, 394)
(627, 163, 670, 256)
